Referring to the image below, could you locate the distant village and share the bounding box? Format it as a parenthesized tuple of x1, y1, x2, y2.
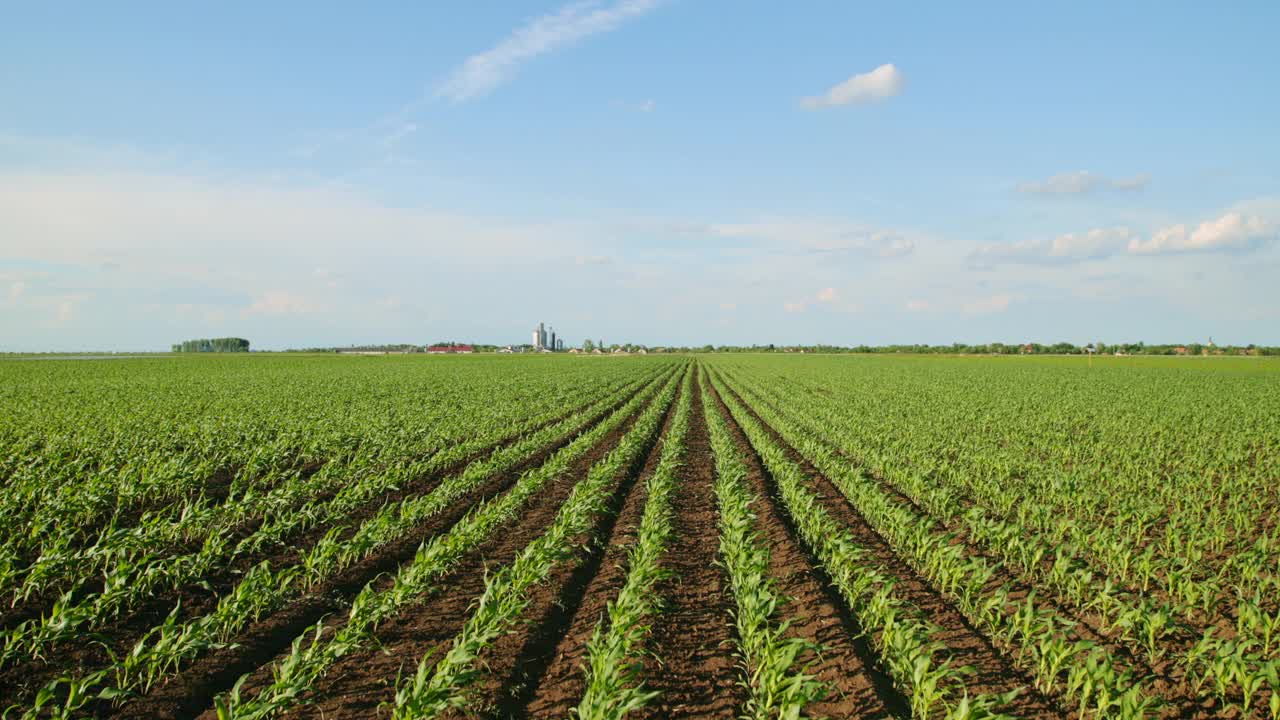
(316, 320, 659, 356)
(263, 328, 1279, 357)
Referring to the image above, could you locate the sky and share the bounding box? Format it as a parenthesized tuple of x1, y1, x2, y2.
(2, 1, 1279, 351)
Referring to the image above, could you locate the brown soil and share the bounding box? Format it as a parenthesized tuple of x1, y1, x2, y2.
(708, 371, 1065, 719)
(633, 367, 745, 720)
(485, 369, 684, 719)
(104, 369, 675, 720)
(703, 371, 903, 719)
(1, 378, 634, 637)
(711, 368, 1059, 717)
(727, 371, 1218, 718)
(174, 369, 679, 720)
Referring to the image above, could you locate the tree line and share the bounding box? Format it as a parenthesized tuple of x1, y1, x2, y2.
(172, 338, 250, 353)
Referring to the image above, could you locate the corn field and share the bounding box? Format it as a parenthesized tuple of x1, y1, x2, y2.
(1, 352, 1277, 719)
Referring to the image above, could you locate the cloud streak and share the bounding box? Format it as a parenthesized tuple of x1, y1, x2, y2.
(437, 0, 662, 103)
(801, 64, 904, 110)
(971, 210, 1276, 265)
(1016, 170, 1150, 195)
(1129, 212, 1273, 254)
(970, 227, 1134, 266)
(706, 221, 916, 258)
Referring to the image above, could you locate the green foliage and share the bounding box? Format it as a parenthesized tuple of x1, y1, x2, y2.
(172, 337, 250, 353)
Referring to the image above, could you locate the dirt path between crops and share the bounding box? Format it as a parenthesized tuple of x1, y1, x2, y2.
(634, 366, 745, 720)
(704, 374, 903, 720)
(0, 375, 647, 640)
(723, 371, 1213, 717)
(491, 370, 685, 719)
(108, 371, 674, 720)
(266, 369, 680, 720)
(709, 371, 1065, 720)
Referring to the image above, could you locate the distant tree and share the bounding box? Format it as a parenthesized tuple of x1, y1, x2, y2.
(583, 339, 595, 352)
(173, 337, 250, 353)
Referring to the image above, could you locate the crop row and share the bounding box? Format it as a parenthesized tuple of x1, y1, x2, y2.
(209, 364, 684, 719)
(10, 362, 681, 718)
(574, 367, 694, 719)
(719, 360, 1280, 718)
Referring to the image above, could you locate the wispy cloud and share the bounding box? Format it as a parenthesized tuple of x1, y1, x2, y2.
(243, 290, 317, 317)
(970, 227, 1134, 266)
(963, 293, 1016, 315)
(438, 0, 662, 103)
(613, 98, 656, 112)
(971, 209, 1276, 264)
(1016, 170, 1150, 195)
(706, 220, 916, 258)
(801, 64, 904, 110)
(1129, 212, 1273, 254)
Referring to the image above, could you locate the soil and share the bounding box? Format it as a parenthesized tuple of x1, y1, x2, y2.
(633, 367, 746, 720)
(708, 372, 1064, 719)
(103, 368, 676, 719)
(484, 369, 683, 719)
(162, 368, 678, 720)
(703, 371, 904, 719)
(725, 371, 1219, 718)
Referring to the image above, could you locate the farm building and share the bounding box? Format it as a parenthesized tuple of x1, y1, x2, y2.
(426, 344, 474, 354)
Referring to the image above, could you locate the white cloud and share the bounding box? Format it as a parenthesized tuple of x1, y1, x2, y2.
(707, 221, 916, 258)
(801, 64, 904, 110)
(1016, 171, 1150, 195)
(1128, 212, 1274, 254)
(381, 122, 419, 148)
(614, 99, 656, 112)
(437, 0, 662, 103)
(963, 293, 1015, 315)
(970, 227, 1134, 266)
(54, 299, 79, 324)
(0, 171, 594, 277)
(243, 291, 315, 317)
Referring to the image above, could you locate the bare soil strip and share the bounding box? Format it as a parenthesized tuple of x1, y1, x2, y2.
(704, 372, 904, 719)
(711, 373, 1065, 719)
(248, 370, 678, 720)
(728, 372, 1207, 715)
(107, 370, 673, 720)
(491, 371, 685, 719)
(631, 367, 745, 720)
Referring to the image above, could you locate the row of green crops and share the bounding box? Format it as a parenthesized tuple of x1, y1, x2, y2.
(0, 354, 682, 717)
(211, 364, 684, 720)
(709, 372, 1016, 720)
(573, 367, 694, 719)
(0, 369, 657, 673)
(704, 354, 1280, 718)
(389, 366, 685, 717)
(701, 374, 829, 718)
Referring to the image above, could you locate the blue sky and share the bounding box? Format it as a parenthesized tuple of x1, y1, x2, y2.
(3, 1, 1278, 350)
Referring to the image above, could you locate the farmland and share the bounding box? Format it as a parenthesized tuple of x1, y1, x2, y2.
(1, 353, 1278, 719)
